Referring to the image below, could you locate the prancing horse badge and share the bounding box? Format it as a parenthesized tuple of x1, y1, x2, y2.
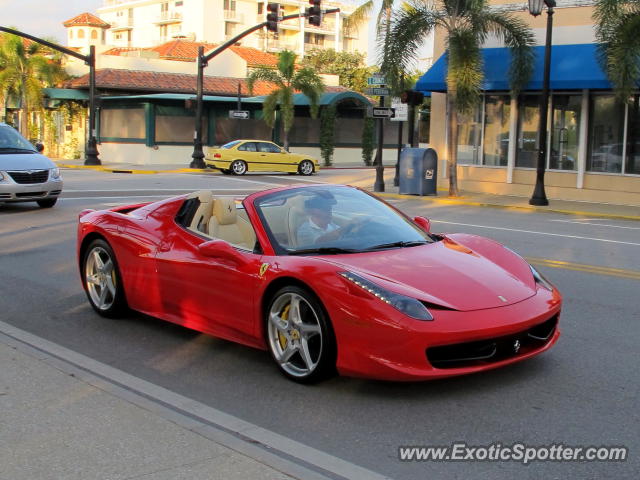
(259, 263, 270, 277)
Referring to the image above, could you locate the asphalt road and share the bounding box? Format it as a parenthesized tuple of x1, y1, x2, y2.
(1, 168, 638, 479)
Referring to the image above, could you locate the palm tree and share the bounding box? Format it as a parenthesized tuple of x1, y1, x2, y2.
(0, 33, 65, 137)
(594, 0, 640, 100)
(247, 50, 325, 151)
(382, 0, 535, 196)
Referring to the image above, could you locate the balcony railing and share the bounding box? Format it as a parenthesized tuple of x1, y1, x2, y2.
(156, 11, 182, 23)
(267, 39, 299, 52)
(305, 17, 335, 32)
(224, 10, 244, 22)
(110, 18, 134, 29)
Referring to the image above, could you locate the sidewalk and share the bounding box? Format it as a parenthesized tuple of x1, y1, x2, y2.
(0, 338, 294, 480)
(54, 158, 640, 221)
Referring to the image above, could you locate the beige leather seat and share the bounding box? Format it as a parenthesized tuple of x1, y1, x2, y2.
(208, 197, 256, 250)
(188, 190, 214, 234)
(286, 195, 307, 247)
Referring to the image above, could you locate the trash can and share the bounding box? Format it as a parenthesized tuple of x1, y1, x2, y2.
(398, 147, 438, 195)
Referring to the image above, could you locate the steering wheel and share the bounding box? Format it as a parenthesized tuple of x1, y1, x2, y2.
(340, 217, 370, 237)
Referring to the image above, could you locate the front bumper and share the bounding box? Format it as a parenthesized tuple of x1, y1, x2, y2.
(0, 173, 63, 203)
(327, 283, 562, 381)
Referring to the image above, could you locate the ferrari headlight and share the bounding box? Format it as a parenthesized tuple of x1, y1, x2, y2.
(50, 168, 61, 180)
(530, 265, 554, 291)
(339, 272, 433, 321)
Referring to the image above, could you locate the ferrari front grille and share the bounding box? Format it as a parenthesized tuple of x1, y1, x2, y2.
(426, 316, 558, 369)
(7, 170, 50, 184)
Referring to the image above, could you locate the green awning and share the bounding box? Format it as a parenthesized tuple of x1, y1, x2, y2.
(43, 88, 89, 101)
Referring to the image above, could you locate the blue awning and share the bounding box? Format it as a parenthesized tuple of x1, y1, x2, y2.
(416, 44, 612, 93)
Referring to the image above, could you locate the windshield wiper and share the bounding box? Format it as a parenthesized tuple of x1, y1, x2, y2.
(288, 247, 361, 255)
(362, 240, 428, 251)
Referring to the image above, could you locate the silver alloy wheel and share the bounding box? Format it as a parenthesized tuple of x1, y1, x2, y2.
(267, 292, 323, 378)
(231, 160, 247, 175)
(85, 246, 117, 311)
(299, 160, 314, 175)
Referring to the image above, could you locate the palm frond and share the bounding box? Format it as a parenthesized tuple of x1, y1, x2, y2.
(601, 11, 640, 99)
(246, 67, 283, 95)
(292, 67, 325, 118)
(479, 11, 535, 94)
(380, 0, 440, 92)
(277, 50, 297, 82)
(262, 91, 279, 128)
(343, 0, 374, 36)
(447, 26, 483, 113)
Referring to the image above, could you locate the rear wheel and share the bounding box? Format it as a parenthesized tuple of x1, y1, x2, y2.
(37, 198, 57, 208)
(266, 286, 336, 383)
(83, 239, 127, 318)
(231, 160, 247, 175)
(298, 160, 314, 176)
(221, 169, 231, 175)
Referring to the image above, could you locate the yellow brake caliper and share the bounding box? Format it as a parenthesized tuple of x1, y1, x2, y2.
(279, 304, 291, 349)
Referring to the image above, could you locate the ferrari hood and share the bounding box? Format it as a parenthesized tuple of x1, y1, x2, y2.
(0, 152, 55, 170)
(321, 235, 536, 311)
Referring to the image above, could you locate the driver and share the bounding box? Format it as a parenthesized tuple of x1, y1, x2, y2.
(297, 195, 341, 244)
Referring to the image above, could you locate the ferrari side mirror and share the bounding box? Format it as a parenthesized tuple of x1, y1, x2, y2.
(413, 216, 431, 233)
(198, 239, 246, 264)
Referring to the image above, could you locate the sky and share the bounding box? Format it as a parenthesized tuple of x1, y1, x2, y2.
(0, 0, 103, 43)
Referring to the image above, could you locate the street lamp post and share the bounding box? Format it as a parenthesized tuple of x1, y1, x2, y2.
(528, 0, 555, 206)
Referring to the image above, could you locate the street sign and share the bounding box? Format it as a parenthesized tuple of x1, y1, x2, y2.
(365, 87, 390, 96)
(367, 75, 386, 86)
(229, 110, 250, 119)
(371, 107, 395, 119)
(390, 98, 408, 121)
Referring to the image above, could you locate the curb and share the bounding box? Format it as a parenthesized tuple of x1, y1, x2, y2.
(55, 162, 211, 175)
(375, 192, 640, 222)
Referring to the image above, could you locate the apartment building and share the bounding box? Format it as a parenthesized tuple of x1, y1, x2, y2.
(92, 0, 368, 56)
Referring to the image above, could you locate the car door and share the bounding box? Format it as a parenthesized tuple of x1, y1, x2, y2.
(154, 226, 264, 345)
(236, 141, 259, 170)
(256, 142, 285, 171)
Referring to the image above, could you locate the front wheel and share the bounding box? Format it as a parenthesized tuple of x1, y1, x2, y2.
(231, 160, 247, 175)
(298, 160, 314, 176)
(266, 286, 336, 383)
(37, 198, 57, 208)
(83, 239, 127, 318)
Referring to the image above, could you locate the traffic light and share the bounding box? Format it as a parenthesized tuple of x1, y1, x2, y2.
(266, 3, 281, 33)
(400, 89, 425, 106)
(307, 0, 322, 27)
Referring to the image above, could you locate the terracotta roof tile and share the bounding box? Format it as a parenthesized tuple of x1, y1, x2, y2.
(65, 68, 349, 98)
(149, 40, 218, 61)
(63, 12, 110, 28)
(228, 46, 278, 67)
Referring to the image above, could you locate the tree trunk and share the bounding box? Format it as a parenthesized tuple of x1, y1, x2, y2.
(446, 92, 460, 197)
(283, 129, 289, 152)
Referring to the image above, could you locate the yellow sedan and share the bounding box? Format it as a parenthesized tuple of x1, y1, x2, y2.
(205, 140, 320, 175)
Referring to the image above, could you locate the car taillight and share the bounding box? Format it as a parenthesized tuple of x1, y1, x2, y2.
(214, 153, 221, 159)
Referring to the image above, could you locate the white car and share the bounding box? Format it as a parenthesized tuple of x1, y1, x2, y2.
(0, 123, 63, 208)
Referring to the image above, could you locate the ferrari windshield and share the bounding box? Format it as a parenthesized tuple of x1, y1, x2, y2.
(0, 125, 36, 153)
(254, 186, 433, 254)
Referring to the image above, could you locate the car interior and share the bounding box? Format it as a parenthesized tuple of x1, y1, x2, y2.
(184, 190, 257, 251)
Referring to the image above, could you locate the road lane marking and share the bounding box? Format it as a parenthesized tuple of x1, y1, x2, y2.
(549, 219, 640, 230)
(432, 220, 640, 247)
(526, 257, 640, 281)
(0, 321, 391, 480)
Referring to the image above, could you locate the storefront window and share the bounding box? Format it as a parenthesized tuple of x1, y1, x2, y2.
(587, 95, 625, 173)
(155, 105, 207, 144)
(483, 95, 510, 166)
(457, 104, 482, 165)
(550, 95, 580, 170)
(101, 108, 145, 139)
(515, 95, 540, 168)
(625, 95, 640, 175)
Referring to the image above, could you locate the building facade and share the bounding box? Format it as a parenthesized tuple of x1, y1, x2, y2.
(420, 0, 640, 205)
(92, 0, 367, 56)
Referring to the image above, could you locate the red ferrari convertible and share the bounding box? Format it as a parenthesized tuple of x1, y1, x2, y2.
(77, 184, 561, 382)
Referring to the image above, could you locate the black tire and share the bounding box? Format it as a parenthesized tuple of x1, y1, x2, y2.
(230, 160, 247, 175)
(298, 160, 315, 176)
(37, 198, 57, 208)
(82, 239, 128, 318)
(221, 169, 232, 175)
(265, 285, 336, 383)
